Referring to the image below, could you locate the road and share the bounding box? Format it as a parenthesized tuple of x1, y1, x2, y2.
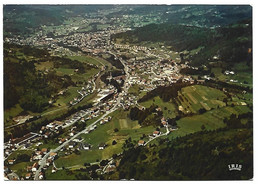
(35, 50, 130, 180)
(144, 126, 170, 146)
(34, 105, 118, 180)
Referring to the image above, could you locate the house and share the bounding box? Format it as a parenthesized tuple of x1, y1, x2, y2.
(59, 138, 66, 144)
(73, 137, 82, 142)
(105, 164, 116, 173)
(138, 140, 145, 146)
(153, 131, 160, 137)
(69, 132, 74, 137)
(8, 159, 15, 165)
(161, 120, 167, 126)
(25, 173, 32, 180)
(38, 172, 44, 180)
(69, 142, 76, 149)
(27, 166, 32, 172)
(32, 162, 39, 172)
(98, 143, 106, 150)
(52, 167, 57, 173)
(41, 148, 48, 154)
(44, 132, 50, 138)
(82, 143, 91, 150)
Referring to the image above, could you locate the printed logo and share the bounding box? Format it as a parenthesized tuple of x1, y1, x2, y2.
(228, 164, 242, 171)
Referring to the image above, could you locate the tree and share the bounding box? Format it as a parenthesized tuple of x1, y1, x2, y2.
(210, 72, 215, 78)
(112, 140, 117, 145)
(199, 108, 206, 114)
(112, 154, 117, 159)
(100, 159, 109, 166)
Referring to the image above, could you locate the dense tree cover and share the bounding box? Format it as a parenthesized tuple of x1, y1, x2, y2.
(16, 154, 31, 163)
(4, 44, 97, 112)
(180, 67, 210, 75)
(52, 56, 96, 73)
(139, 82, 191, 103)
(112, 24, 212, 52)
(190, 19, 252, 66)
(113, 116, 253, 180)
(4, 44, 76, 111)
(129, 105, 161, 126)
(105, 54, 124, 69)
(100, 70, 124, 92)
(112, 19, 252, 67)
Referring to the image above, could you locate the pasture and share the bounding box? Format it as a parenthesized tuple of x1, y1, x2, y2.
(54, 109, 156, 167)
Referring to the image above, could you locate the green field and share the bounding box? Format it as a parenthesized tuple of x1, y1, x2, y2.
(9, 162, 33, 178)
(4, 104, 24, 125)
(6, 149, 34, 161)
(35, 61, 54, 71)
(54, 87, 81, 106)
(140, 96, 178, 118)
(211, 62, 252, 88)
(56, 68, 75, 75)
(128, 84, 140, 96)
(55, 109, 156, 167)
(166, 105, 251, 140)
(45, 165, 76, 180)
(68, 55, 111, 68)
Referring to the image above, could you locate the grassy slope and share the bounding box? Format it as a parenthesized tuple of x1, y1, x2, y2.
(55, 109, 156, 167)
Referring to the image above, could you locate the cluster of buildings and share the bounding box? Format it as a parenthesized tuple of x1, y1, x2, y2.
(70, 83, 94, 106)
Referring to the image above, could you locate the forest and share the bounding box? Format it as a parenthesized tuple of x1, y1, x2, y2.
(113, 114, 253, 180)
(112, 19, 252, 66)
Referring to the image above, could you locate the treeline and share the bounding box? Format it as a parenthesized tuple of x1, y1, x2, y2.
(204, 79, 252, 94)
(114, 116, 253, 180)
(180, 67, 210, 75)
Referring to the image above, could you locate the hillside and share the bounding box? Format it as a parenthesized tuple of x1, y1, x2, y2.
(112, 19, 252, 66)
(110, 119, 253, 180)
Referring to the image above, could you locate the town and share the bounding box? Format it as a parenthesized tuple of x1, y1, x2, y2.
(4, 5, 253, 181)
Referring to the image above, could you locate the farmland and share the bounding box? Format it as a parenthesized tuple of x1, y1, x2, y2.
(54, 109, 156, 168)
(176, 85, 227, 114)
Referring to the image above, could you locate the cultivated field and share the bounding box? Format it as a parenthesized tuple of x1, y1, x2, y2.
(176, 85, 227, 114)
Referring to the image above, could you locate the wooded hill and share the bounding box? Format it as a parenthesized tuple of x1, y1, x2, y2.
(4, 43, 95, 112)
(112, 19, 252, 66)
(111, 115, 253, 180)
